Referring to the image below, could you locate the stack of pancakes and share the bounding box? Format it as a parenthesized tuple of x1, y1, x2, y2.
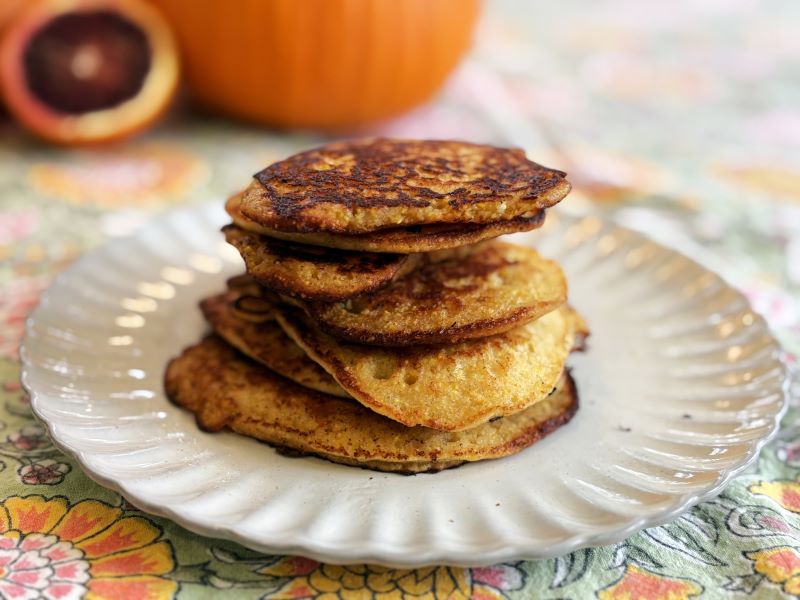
(166, 139, 588, 473)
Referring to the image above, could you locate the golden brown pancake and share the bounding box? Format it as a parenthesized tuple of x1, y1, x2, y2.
(200, 288, 349, 398)
(222, 225, 418, 301)
(240, 139, 570, 234)
(276, 304, 585, 430)
(226, 192, 546, 254)
(165, 336, 579, 474)
(295, 241, 567, 346)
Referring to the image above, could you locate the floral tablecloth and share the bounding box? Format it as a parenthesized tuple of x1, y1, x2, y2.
(1, 0, 799, 598)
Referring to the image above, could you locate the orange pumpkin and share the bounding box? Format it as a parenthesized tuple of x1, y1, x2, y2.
(0, 0, 24, 31)
(0, 0, 23, 114)
(152, 0, 482, 130)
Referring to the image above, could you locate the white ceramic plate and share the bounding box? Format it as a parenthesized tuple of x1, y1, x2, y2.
(21, 204, 788, 567)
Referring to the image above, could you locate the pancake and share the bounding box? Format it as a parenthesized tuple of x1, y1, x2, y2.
(226, 192, 546, 254)
(165, 336, 579, 474)
(200, 288, 349, 398)
(240, 138, 570, 234)
(276, 304, 585, 430)
(296, 241, 567, 346)
(222, 225, 418, 301)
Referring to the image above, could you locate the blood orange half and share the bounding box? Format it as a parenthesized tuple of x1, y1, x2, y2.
(0, 0, 179, 145)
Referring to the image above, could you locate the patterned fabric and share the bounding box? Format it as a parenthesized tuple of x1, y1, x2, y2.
(1, 0, 799, 597)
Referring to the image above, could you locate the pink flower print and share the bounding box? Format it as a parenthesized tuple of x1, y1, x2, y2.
(777, 438, 800, 468)
(18, 461, 70, 486)
(757, 513, 792, 534)
(0, 209, 39, 246)
(471, 563, 525, 594)
(0, 532, 89, 600)
(742, 283, 799, 329)
(8, 426, 49, 452)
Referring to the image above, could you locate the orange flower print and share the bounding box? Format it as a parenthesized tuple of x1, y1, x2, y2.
(259, 558, 525, 599)
(750, 481, 800, 513)
(534, 144, 670, 205)
(0, 495, 176, 599)
(27, 143, 205, 208)
(746, 546, 800, 595)
(598, 564, 702, 600)
(714, 164, 800, 201)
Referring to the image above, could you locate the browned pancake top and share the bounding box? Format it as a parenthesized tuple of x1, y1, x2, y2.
(298, 240, 567, 346)
(276, 304, 585, 430)
(165, 336, 579, 474)
(241, 139, 570, 233)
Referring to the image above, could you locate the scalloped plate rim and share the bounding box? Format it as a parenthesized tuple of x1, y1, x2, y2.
(20, 201, 790, 567)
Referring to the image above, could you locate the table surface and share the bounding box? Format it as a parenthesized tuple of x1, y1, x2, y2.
(1, 0, 799, 598)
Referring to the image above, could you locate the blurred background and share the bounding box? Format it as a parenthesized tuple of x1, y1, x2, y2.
(1, 0, 798, 355)
(0, 3, 799, 593)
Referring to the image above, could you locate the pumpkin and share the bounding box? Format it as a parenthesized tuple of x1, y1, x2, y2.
(0, 0, 179, 145)
(152, 0, 482, 130)
(0, 0, 23, 31)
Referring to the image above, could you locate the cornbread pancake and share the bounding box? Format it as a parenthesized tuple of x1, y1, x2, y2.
(222, 225, 418, 301)
(200, 289, 349, 398)
(165, 336, 579, 474)
(296, 241, 567, 346)
(276, 304, 585, 430)
(226, 192, 546, 254)
(241, 139, 570, 233)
